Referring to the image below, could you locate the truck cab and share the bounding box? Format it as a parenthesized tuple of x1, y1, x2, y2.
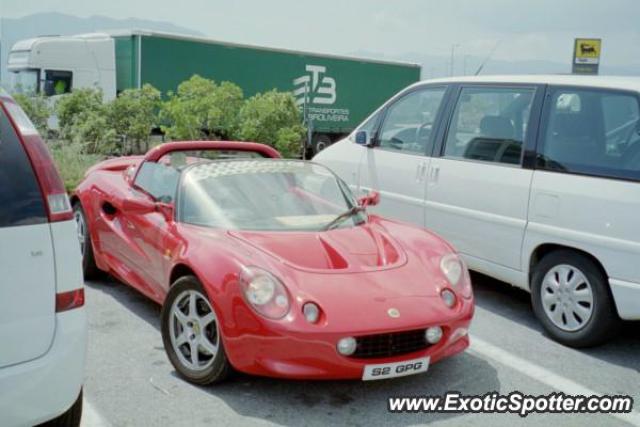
(7, 33, 116, 100)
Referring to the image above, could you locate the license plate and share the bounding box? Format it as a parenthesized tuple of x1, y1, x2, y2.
(362, 357, 430, 381)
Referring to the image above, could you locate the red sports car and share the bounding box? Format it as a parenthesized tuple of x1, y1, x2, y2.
(73, 141, 474, 384)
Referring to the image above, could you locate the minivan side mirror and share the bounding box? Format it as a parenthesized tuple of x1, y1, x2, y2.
(355, 130, 373, 146)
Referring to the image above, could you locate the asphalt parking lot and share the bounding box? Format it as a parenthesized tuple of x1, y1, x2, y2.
(81, 274, 640, 427)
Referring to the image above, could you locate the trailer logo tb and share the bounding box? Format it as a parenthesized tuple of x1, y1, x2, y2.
(293, 65, 337, 106)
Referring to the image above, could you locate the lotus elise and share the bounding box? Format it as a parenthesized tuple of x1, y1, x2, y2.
(73, 141, 474, 384)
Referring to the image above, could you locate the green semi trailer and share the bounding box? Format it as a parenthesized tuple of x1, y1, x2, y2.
(8, 30, 421, 151)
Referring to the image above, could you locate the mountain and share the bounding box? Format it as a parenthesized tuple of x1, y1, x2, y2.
(351, 51, 639, 79)
(0, 12, 203, 85)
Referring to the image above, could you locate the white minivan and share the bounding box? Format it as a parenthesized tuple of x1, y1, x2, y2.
(315, 75, 640, 347)
(0, 90, 86, 426)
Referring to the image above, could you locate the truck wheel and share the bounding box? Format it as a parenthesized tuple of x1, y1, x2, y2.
(312, 135, 332, 155)
(530, 250, 619, 347)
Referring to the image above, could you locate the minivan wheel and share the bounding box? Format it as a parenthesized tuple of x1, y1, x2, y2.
(161, 276, 232, 385)
(531, 250, 620, 347)
(73, 203, 99, 279)
(38, 389, 82, 427)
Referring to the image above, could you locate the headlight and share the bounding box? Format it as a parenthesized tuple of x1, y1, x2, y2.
(440, 253, 463, 286)
(239, 267, 290, 319)
(439, 253, 472, 299)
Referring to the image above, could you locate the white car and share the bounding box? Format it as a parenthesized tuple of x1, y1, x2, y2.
(0, 91, 86, 426)
(314, 75, 640, 347)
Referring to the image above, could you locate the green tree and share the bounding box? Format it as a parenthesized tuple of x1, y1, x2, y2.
(160, 75, 243, 141)
(69, 109, 118, 154)
(55, 88, 118, 154)
(55, 88, 104, 141)
(237, 90, 305, 158)
(11, 93, 51, 136)
(109, 84, 161, 153)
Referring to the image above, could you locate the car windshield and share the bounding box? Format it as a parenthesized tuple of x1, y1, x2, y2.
(179, 160, 366, 231)
(10, 69, 39, 94)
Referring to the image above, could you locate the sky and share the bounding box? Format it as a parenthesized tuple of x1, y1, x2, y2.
(2, 0, 640, 71)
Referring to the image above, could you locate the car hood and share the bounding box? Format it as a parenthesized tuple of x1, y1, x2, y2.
(229, 221, 457, 330)
(181, 219, 464, 332)
(228, 218, 453, 300)
(228, 221, 407, 273)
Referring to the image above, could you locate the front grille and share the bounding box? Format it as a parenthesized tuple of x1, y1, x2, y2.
(351, 329, 431, 359)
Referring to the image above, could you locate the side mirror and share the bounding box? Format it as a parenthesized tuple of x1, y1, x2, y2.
(358, 191, 380, 207)
(157, 202, 174, 222)
(121, 197, 156, 214)
(355, 130, 373, 146)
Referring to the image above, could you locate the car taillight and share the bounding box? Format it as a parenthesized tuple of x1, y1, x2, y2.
(56, 288, 85, 313)
(1, 101, 73, 222)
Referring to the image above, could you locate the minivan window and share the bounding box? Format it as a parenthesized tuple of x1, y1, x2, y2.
(539, 88, 640, 180)
(378, 88, 446, 155)
(0, 105, 47, 227)
(444, 87, 535, 165)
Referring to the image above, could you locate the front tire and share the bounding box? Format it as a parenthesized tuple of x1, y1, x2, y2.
(39, 389, 82, 427)
(73, 203, 99, 279)
(161, 276, 231, 385)
(531, 250, 620, 347)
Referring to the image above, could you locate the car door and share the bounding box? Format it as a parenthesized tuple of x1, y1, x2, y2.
(425, 84, 543, 282)
(525, 86, 640, 308)
(359, 86, 449, 226)
(125, 155, 182, 298)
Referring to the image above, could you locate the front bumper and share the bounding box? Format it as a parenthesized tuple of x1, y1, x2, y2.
(222, 299, 473, 380)
(0, 308, 86, 426)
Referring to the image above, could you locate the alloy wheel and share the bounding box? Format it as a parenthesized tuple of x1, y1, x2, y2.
(169, 290, 220, 371)
(74, 209, 86, 257)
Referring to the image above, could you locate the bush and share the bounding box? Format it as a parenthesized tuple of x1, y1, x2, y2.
(109, 84, 161, 153)
(70, 111, 118, 155)
(54, 88, 120, 154)
(160, 75, 243, 141)
(237, 90, 306, 158)
(55, 88, 104, 140)
(11, 93, 50, 136)
(18, 76, 306, 159)
(49, 142, 102, 192)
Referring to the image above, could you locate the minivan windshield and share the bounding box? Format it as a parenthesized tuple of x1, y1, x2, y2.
(179, 160, 366, 231)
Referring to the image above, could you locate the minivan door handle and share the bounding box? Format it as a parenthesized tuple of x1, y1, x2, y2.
(429, 166, 440, 184)
(415, 161, 428, 182)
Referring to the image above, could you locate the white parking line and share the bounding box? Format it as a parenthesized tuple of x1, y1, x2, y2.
(82, 399, 110, 427)
(469, 335, 640, 426)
